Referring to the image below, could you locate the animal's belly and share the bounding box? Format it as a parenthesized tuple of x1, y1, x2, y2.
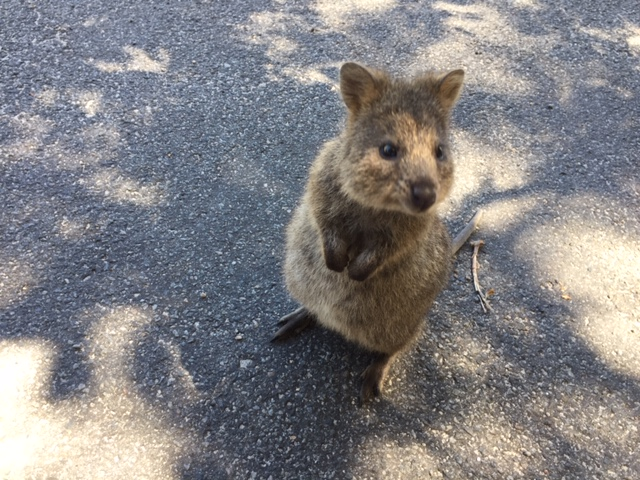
(284, 226, 434, 352)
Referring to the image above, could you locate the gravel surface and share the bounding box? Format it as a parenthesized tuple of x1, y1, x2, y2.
(1, 1, 639, 479)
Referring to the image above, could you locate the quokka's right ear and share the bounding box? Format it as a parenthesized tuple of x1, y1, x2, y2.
(436, 69, 465, 111)
(340, 63, 385, 114)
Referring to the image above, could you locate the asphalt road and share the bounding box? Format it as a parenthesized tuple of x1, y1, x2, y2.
(1, 1, 639, 479)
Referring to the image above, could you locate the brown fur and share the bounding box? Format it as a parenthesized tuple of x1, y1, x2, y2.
(273, 62, 465, 402)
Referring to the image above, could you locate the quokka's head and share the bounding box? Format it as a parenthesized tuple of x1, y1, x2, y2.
(337, 62, 464, 215)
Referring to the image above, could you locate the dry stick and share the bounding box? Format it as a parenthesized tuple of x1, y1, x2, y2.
(470, 240, 492, 313)
(450, 210, 490, 313)
(451, 209, 484, 254)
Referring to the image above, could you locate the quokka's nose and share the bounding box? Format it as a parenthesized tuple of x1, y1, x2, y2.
(410, 180, 436, 211)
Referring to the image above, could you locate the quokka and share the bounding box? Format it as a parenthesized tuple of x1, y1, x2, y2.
(273, 62, 466, 402)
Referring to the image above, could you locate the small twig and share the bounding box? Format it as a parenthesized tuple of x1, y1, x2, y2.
(452, 210, 483, 254)
(470, 240, 492, 313)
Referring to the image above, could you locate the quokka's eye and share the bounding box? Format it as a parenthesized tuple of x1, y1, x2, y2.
(435, 145, 445, 161)
(379, 142, 399, 160)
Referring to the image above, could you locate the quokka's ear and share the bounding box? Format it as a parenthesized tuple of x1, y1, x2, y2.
(340, 62, 384, 114)
(436, 69, 465, 110)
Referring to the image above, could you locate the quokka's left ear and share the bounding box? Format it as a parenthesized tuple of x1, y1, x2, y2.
(436, 69, 465, 111)
(339, 62, 387, 115)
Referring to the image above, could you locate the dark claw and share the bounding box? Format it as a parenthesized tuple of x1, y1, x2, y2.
(271, 307, 315, 342)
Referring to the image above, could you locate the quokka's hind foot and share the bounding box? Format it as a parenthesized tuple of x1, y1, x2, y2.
(360, 352, 396, 404)
(271, 307, 316, 342)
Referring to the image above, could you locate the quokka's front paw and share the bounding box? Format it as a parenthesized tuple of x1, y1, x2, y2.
(323, 233, 349, 272)
(324, 248, 349, 272)
(347, 264, 374, 281)
(347, 249, 378, 281)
